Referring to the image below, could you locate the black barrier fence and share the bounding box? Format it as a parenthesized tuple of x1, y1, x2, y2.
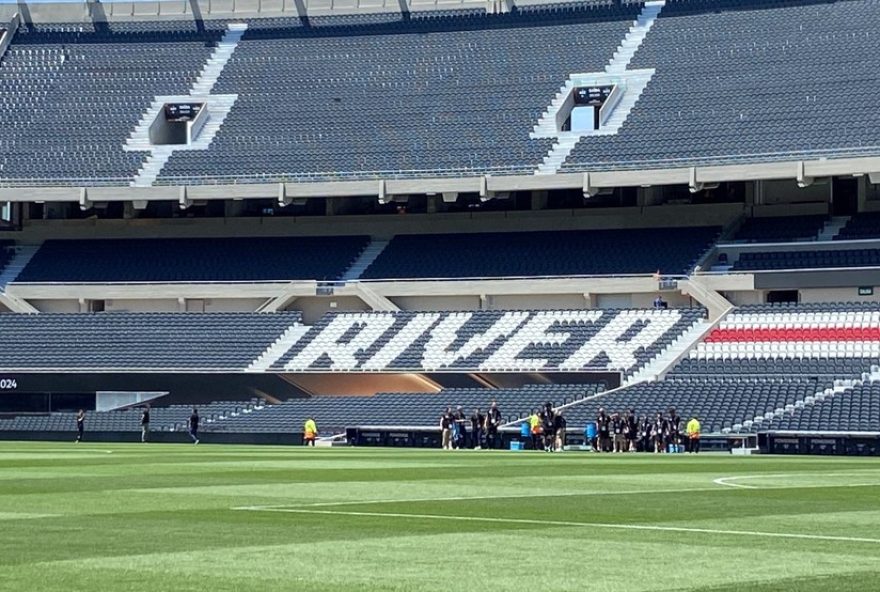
(3, 428, 880, 455)
(762, 432, 880, 456)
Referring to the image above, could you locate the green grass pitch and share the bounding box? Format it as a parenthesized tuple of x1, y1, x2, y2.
(2, 442, 880, 591)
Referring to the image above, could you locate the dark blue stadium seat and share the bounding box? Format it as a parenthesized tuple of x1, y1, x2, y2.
(361, 227, 720, 279)
(15, 236, 369, 282)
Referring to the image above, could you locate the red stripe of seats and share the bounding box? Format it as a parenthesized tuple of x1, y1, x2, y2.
(704, 327, 880, 342)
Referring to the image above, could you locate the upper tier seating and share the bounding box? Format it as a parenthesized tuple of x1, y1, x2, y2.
(15, 236, 369, 282)
(159, 5, 637, 183)
(730, 216, 827, 243)
(4, 0, 879, 185)
(0, 312, 300, 371)
(562, 0, 880, 172)
(835, 212, 880, 240)
(677, 303, 880, 376)
(731, 248, 880, 271)
(0, 21, 224, 185)
(206, 383, 604, 433)
(361, 227, 720, 279)
(271, 308, 706, 375)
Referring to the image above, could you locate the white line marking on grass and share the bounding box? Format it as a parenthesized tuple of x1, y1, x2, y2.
(713, 476, 759, 489)
(714, 472, 880, 490)
(233, 474, 880, 512)
(0, 448, 114, 455)
(231, 486, 723, 511)
(237, 507, 880, 545)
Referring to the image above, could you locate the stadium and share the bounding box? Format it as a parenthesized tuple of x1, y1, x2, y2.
(1, 0, 880, 589)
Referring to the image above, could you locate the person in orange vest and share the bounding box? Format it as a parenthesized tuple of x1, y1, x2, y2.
(686, 416, 701, 454)
(303, 417, 318, 447)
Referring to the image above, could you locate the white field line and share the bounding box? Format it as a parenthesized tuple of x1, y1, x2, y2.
(232, 507, 880, 545)
(0, 449, 114, 455)
(713, 472, 880, 489)
(232, 486, 722, 511)
(233, 475, 880, 512)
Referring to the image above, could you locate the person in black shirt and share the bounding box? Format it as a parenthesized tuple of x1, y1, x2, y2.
(553, 410, 567, 452)
(541, 403, 556, 452)
(470, 408, 484, 450)
(189, 408, 200, 445)
(611, 412, 626, 453)
(639, 415, 652, 453)
(652, 412, 666, 453)
(484, 401, 502, 450)
(440, 407, 453, 450)
(75, 409, 85, 443)
(625, 409, 638, 453)
(453, 406, 467, 450)
(667, 407, 682, 452)
(141, 405, 151, 443)
(596, 408, 611, 453)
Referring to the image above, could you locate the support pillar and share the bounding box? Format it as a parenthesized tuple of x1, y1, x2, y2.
(531, 190, 548, 210)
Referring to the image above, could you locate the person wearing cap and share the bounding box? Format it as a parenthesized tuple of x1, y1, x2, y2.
(686, 416, 701, 453)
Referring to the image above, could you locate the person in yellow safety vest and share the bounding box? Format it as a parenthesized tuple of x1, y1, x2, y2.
(529, 410, 542, 451)
(304, 417, 318, 447)
(686, 416, 701, 454)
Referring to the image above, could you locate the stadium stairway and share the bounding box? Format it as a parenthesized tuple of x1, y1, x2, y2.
(530, 79, 575, 139)
(817, 216, 852, 241)
(0, 245, 39, 312)
(605, 0, 665, 74)
(535, 135, 581, 175)
(190, 23, 248, 95)
(341, 239, 390, 281)
(0, 245, 37, 289)
(531, 0, 665, 175)
(128, 22, 248, 187)
(626, 316, 713, 384)
(246, 324, 312, 373)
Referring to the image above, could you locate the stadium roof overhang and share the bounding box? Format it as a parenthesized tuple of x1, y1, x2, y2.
(2, 156, 879, 205)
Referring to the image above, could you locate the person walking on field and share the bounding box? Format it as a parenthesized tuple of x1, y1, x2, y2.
(188, 408, 200, 445)
(140, 405, 150, 443)
(75, 409, 85, 443)
(303, 417, 318, 446)
(686, 416, 701, 453)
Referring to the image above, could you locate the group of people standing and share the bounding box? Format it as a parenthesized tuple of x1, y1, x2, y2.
(440, 401, 504, 450)
(592, 407, 701, 453)
(525, 402, 566, 452)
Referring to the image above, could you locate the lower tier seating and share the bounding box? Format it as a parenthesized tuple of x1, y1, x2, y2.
(766, 378, 880, 432)
(205, 384, 604, 433)
(0, 400, 255, 432)
(563, 377, 834, 435)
